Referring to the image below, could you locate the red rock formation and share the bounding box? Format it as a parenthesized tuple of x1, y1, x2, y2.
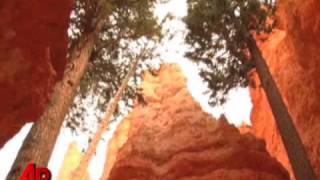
(102, 116, 131, 179)
(104, 64, 289, 180)
(250, 0, 320, 178)
(0, 0, 73, 147)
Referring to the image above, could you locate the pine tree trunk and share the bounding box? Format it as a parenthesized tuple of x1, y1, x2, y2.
(6, 1, 110, 176)
(6, 33, 96, 180)
(71, 56, 140, 180)
(247, 36, 316, 180)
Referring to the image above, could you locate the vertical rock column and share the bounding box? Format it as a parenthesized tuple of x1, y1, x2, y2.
(104, 64, 289, 180)
(250, 0, 320, 178)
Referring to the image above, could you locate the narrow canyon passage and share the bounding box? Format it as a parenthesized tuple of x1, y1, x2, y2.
(1, 0, 320, 179)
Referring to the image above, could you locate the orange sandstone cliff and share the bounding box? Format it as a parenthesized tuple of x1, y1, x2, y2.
(250, 0, 320, 178)
(103, 64, 289, 180)
(0, 0, 72, 148)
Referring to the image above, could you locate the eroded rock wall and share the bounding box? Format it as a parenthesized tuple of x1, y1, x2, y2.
(0, 0, 72, 147)
(105, 64, 289, 180)
(250, 0, 320, 178)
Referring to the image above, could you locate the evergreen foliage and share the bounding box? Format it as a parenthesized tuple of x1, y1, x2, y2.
(66, 0, 164, 135)
(184, 0, 275, 105)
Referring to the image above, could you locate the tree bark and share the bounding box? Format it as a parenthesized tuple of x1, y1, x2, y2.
(71, 55, 141, 180)
(6, 1, 111, 176)
(247, 36, 316, 180)
(6, 33, 96, 179)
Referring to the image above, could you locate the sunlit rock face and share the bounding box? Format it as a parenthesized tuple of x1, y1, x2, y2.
(250, 0, 320, 178)
(104, 64, 289, 180)
(57, 142, 89, 180)
(0, 0, 73, 148)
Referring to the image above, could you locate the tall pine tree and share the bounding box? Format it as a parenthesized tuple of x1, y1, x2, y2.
(184, 0, 316, 179)
(7, 0, 163, 179)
